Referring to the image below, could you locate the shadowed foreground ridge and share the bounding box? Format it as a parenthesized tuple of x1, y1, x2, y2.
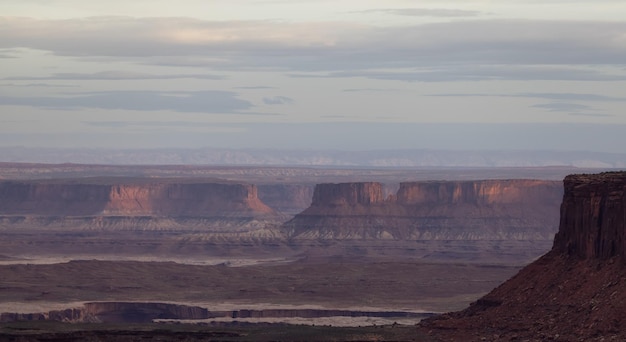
(421, 172, 626, 341)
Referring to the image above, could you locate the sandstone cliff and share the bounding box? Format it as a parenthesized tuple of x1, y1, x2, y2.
(0, 178, 278, 229)
(554, 173, 626, 259)
(421, 172, 626, 341)
(283, 180, 562, 240)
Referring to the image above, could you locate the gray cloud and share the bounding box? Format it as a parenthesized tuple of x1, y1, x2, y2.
(342, 88, 399, 92)
(262, 96, 294, 105)
(532, 102, 612, 117)
(430, 92, 626, 102)
(320, 115, 349, 119)
(532, 102, 594, 112)
(516, 93, 626, 102)
(4, 70, 224, 81)
(568, 113, 614, 117)
(235, 86, 276, 89)
(358, 8, 484, 17)
(292, 65, 626, 82)
(83, 121, 248, 130)
(0, 48, 18, 58)
(1, 83, 77, 88)
(1, 17, 625, 75)
(0, 91, 255, 114)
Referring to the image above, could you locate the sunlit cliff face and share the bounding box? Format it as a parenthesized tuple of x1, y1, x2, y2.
(311, 182, 385, 207)
(285, 180, 563, 240)
(0, 179, 275, 217)
(395, 180, 560, 205)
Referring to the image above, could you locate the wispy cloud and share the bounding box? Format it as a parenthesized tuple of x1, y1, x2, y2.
(356, 8, 485, 17)
(292, 65, 626, 82)
(532, 102, 594, 112)
(262, 96, 294, 105)
(0, 90, 257, 114)
(4, 70, 224, 81)
(342, 88, 399, 92)
(320, 115, 349, 119)
(516, 93, 626, 102)
(532, 102, 613, 117)
(1, 83, 77, 88)
(234, 86, 276, 89)
(1, 17, 625, 77)
(429, 92, 626, 102)
(568, 113, 614, 117)
(83, 121, 248, 131)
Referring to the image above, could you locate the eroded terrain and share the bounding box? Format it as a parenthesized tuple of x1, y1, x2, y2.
(0, 163, 596, 341)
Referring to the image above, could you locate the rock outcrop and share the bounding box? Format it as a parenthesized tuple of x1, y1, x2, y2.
(283, 180, 563, 240)
(421, 172, 626, 341)
(554, 173, 626, 259)
(0, 178, 279, 229)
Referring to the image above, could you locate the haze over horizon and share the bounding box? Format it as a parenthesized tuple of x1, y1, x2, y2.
(1, 1, 626, 153)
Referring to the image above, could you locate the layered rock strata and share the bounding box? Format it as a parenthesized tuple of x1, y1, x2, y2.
(283, 180, 563, 240)
(421, 172, 626, 341)
(0, 178, 278, 229)
(554, 173, 626, 259)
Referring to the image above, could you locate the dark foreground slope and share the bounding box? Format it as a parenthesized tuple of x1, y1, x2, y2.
(0, 321, 433, 342)
(421, 172, 626, 342)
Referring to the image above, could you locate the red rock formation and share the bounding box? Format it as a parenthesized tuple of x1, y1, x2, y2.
(0, 178, 276, 218)
(554, 173, 626, 259)
(283, 180, 562, 240)
(312, 182, 384, 206)
(421, 172, 626, 341)
(397, 180, 559, 206)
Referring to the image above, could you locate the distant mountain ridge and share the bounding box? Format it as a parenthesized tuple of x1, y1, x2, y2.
(1, 147, 626, 167)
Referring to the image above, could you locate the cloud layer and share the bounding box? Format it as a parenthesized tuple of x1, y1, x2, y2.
(1, 2, 625, 152)
(0, 91, 256, 114)
(1, 16, 625, 77)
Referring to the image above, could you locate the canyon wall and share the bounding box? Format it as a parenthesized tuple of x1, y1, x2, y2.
(421, 172, 626, 341)
(0, 178, 278, 227)
(283, 180, 563, 240)
(553, 172, 626, 259)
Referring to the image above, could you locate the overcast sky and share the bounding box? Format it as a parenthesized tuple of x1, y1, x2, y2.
(1, 0, 626, 152)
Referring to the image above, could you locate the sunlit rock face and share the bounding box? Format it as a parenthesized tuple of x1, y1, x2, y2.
(283, 180, 563, 240)
(0, 178, 279, 230)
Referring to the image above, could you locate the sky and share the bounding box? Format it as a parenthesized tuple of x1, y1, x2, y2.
(1, 0, 626, 152)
